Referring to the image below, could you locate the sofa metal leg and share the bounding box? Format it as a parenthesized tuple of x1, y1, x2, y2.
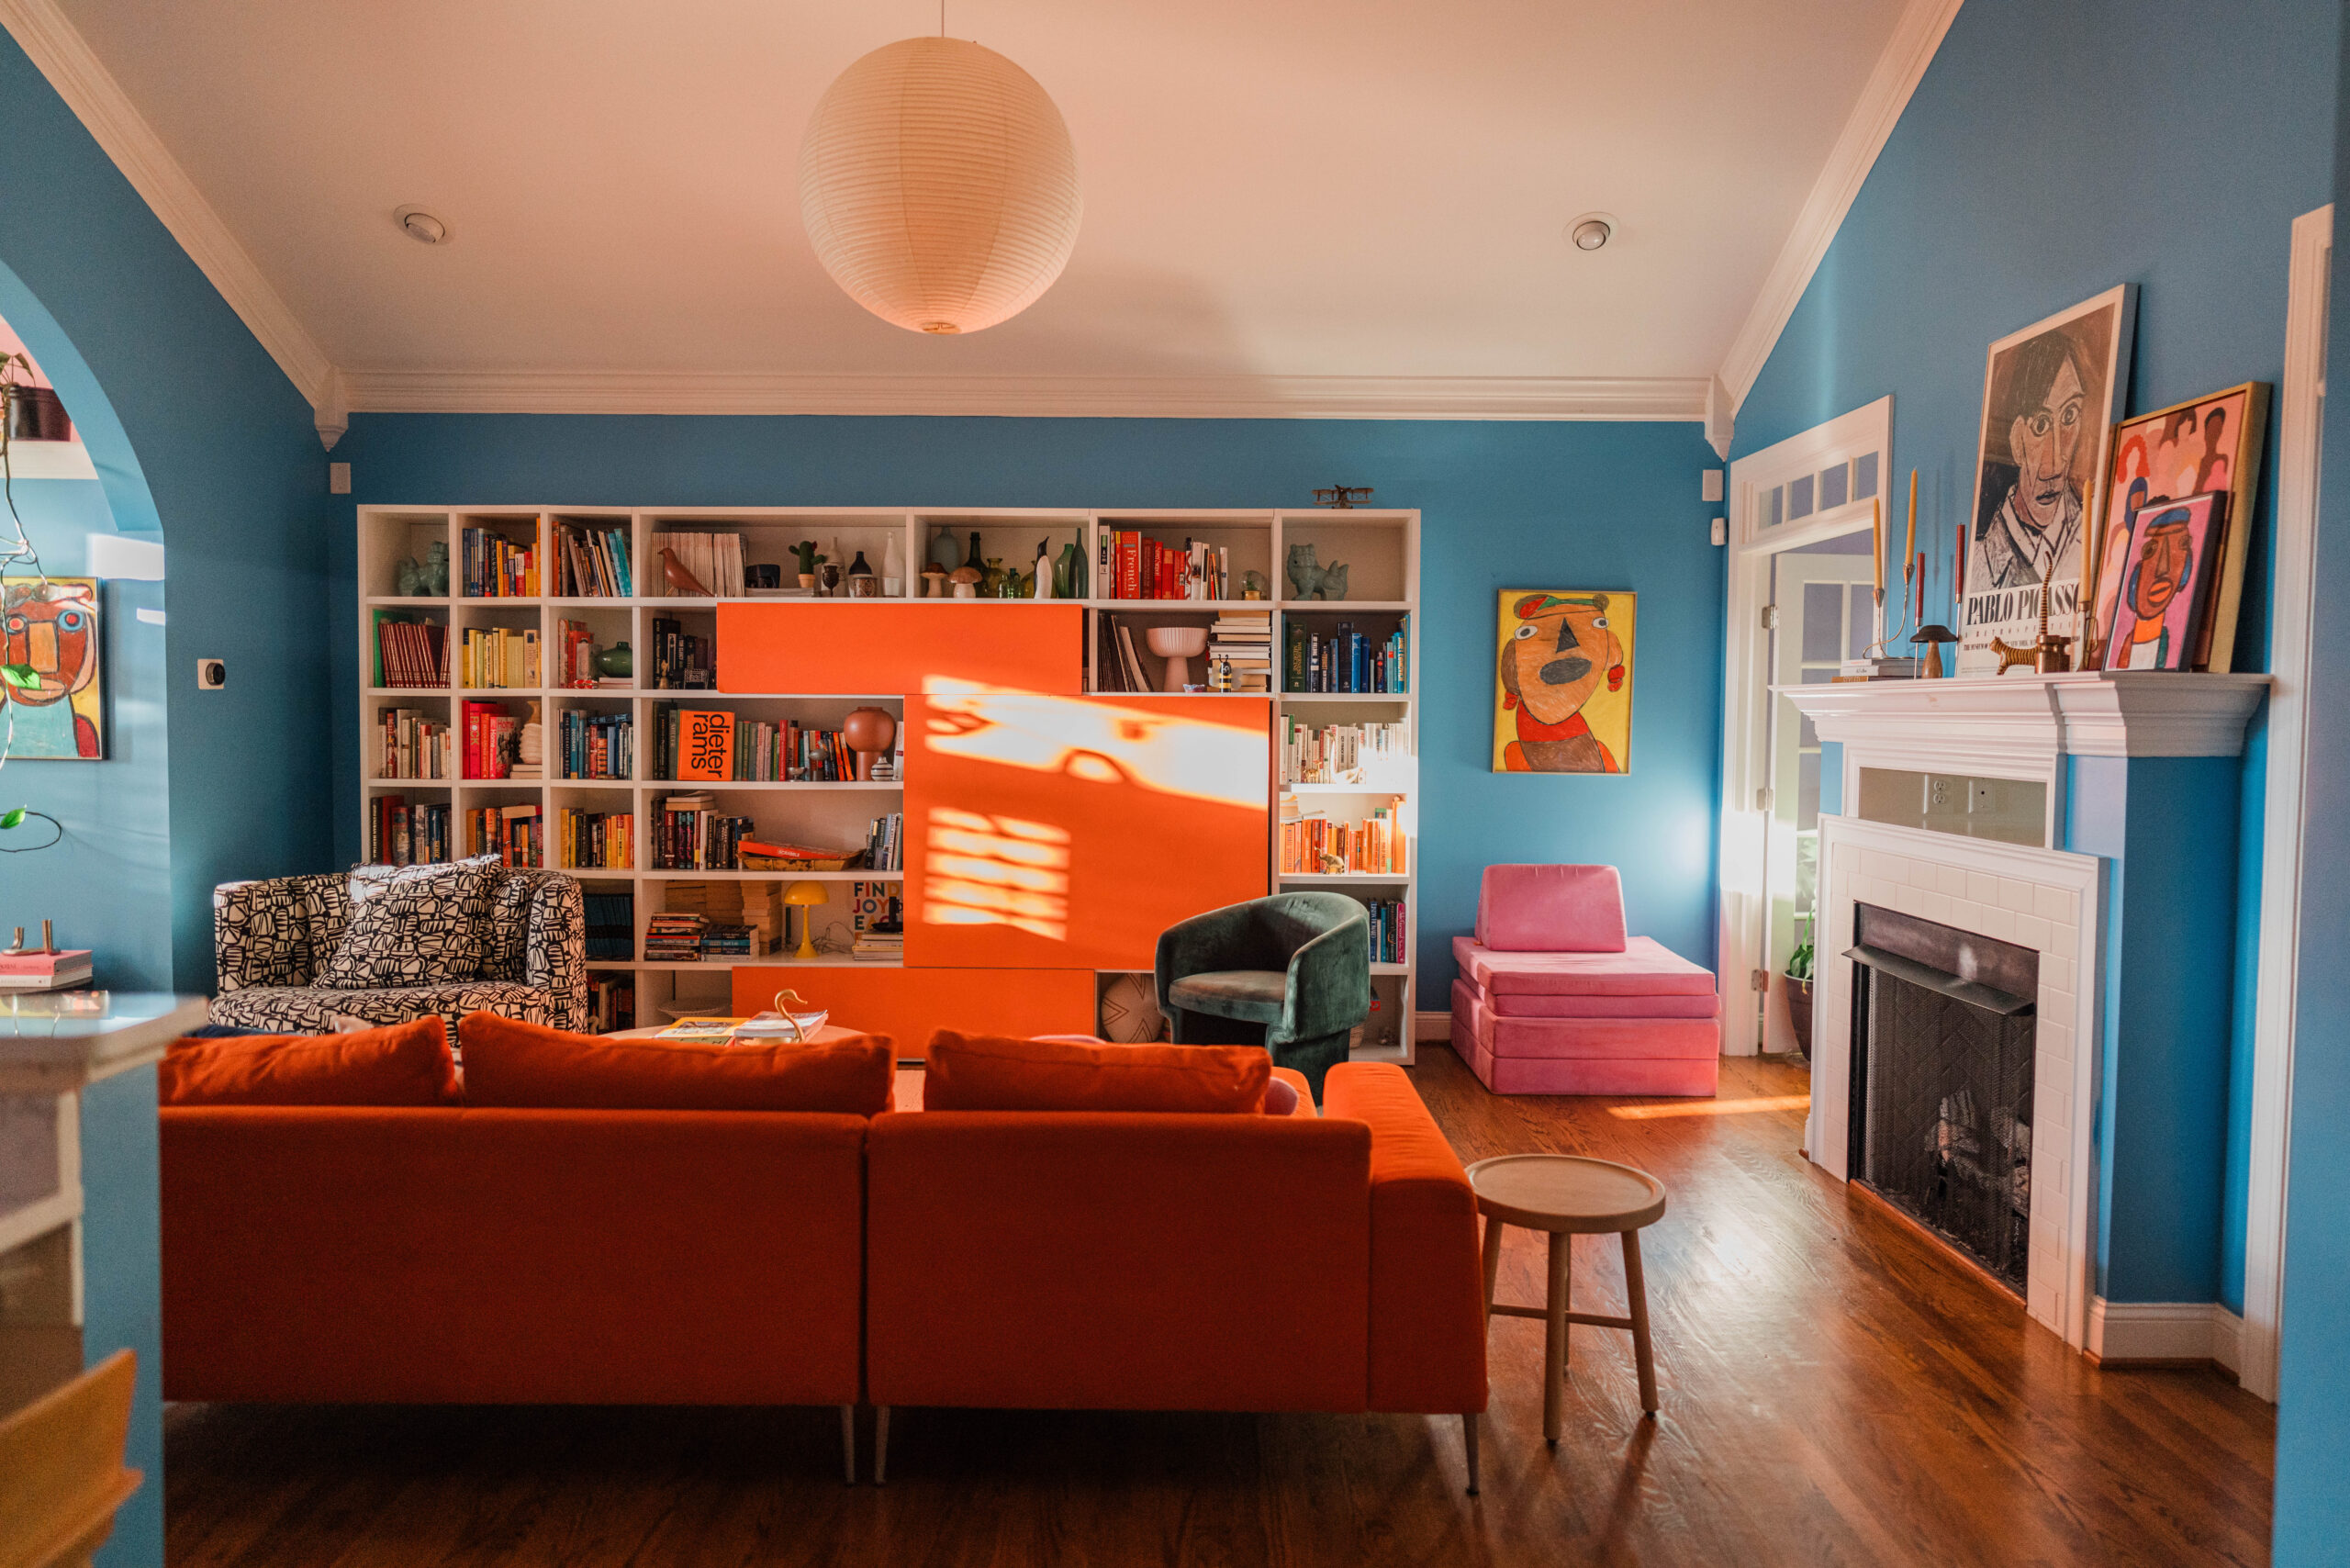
(841, 1405, 856, 1485)
(1462, 1411, 1481, 1495)
(875, 1406, 890, 1486)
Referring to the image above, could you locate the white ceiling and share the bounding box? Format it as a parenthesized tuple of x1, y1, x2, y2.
(49, 0, 1910, 402)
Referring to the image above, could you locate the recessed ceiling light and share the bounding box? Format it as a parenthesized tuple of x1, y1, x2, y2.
(1567, 213, 1615, 252)
(395, 207, 449, 245)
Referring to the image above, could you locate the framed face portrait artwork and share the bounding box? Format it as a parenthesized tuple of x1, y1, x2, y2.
(2087, 382, 2269, 671)
(0, 577, 104, 758)
(1492, 590, 1634, 773)
(1957, 286, 2137, 674)
(2101, 493, 2224, 671)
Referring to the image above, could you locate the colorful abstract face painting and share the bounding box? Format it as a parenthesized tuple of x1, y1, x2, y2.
(1493, 590, 1634, 773)
(1, 577, 103, 759)
(2100, 495, 2221, 672)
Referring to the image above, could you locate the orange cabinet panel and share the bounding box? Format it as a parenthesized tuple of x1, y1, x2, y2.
(716, 603, 1083, 695)
(728, 966, 1097, 1058)
(902, 692, 1272, 972)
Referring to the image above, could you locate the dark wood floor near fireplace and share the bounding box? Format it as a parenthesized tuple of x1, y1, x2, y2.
(163, 1051, 2273, 1568)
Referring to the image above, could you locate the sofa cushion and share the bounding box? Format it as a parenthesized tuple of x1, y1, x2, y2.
(319, 862, 493, 989)
(923, 1030, 1270, 1114)
(1452, 978, 1718, 1059)
(159, 1018, 459, 1106)
(1487, 990, 1721, 1019)
(1167, 969, 1286, 1024)
(1453, 934, 1714, 996)
(458, 1013, 894, 1114)
(1474, 864, 1628, 952)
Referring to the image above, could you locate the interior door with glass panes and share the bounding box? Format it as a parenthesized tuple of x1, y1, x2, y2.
(1764, 542, 1877, 1055)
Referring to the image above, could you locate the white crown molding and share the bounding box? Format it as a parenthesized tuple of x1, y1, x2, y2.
(0, 0, 337, 420)
(1714, 0, 1964, 412)
(338, 369, 1714, 422)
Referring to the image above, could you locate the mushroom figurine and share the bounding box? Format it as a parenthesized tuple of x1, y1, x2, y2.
(948, 564, 985, 599)
(920, 567, 947, 599)
(1910, 623, 1959, 678)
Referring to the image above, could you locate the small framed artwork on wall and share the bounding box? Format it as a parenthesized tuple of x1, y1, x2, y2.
(1, 576, 104, 759)
(1493, 589, 1634, 774)
(2099, 493, 2225, 671)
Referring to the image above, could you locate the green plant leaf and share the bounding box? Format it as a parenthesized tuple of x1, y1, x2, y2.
(0, 664, 39, 689)
(0, 808, 25, 830)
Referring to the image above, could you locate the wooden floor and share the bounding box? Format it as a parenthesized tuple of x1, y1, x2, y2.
(164, 1050, 2274, 1567)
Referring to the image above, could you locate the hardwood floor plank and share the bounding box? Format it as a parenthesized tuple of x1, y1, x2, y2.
(164, 1047, 2271, 1566)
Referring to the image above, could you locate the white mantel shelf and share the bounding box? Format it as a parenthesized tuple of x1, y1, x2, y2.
(1776, 671, 2271, 763)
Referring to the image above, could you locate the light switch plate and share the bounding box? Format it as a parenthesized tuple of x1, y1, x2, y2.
(1702, 469, 1725, 502)
(330, 462, 352, 495)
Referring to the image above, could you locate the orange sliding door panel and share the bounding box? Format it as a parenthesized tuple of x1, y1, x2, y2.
(717, 603, 1083, 695)
(730, 966, 1096, 1058)
(903, 693, 1272, 972)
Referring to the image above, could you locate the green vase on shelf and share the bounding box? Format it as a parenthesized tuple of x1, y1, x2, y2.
(596, 642, 632, 679)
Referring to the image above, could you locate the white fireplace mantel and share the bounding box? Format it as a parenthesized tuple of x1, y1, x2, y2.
(1777, 670, 2270, 771)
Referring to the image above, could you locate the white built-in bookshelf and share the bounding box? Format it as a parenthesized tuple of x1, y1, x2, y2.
(355, 507, 1420, 1058)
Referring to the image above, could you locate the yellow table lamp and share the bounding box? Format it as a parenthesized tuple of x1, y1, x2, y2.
(784, 881, 831, 961)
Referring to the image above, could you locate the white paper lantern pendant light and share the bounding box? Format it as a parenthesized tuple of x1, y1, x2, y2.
(799, 23, 1081, 336)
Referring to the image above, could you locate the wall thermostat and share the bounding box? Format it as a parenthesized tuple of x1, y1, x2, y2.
(197, 659, 228, 689)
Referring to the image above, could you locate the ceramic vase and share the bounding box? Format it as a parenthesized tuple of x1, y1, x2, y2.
(843, 706, 898, 780)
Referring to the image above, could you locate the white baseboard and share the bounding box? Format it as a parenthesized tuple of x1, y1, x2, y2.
(1415, 1010, 1451, 1043)
(2087, 1298, 2245, 1375)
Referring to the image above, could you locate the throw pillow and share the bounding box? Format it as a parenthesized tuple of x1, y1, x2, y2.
(1263, 1076, 1302, 1116)
(319, 862, 492, 990)
(922, 1030, 1270, 1114)
(457, 1012, 895, 1114)
(159, 1017, 460, 1106)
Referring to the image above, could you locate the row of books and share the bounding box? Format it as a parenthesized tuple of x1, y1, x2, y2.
(1279, 795, 1408, 875)
(649, 532, 748, 599)
(583, 892, 634, 960)
(464, 526, 540, 598)
(583, 975, 634, 1033)
(1097, 618, 1158, 691)
(701, 923, 766, 958)
(1286, 622, 1407, 693)
(648, 616, 718, 689)
(555, 620, 610, 689)
(560, 710, 633, 779)
(1208, 610, 1272, 692)
(644, 912, 709, 960)
(1096, 532, 1237, 600)
(371, 797, 452, 866)
(374, 614, 449, 688)
(554, 521, 634, 598)
(376, 707, 454, 779)
(462, 700, 521, 779)
(651, 792, 760, 869)
(1361, 898, 1408, 966)
(650, 704, 891, 782)
(865, 812, 905, 872)
(460, 627, 541, 689)
(1281, 720, 1412, 787)
(557, 807, 636, 870)
(468, 803, 544, 868)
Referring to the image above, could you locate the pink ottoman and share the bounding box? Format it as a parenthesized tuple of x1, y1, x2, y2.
(1447, 866, 1721, 1097)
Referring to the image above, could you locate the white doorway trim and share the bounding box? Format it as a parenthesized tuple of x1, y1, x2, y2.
(2241, 203, 2330, 1403)
(1718, 397, 1893, 1055)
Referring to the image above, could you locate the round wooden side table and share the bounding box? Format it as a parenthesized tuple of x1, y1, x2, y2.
(1465, 1153, 1666, 1443)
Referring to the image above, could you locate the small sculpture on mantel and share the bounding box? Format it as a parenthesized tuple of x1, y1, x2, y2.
(1909, 623, 1959, 679)
(1313, 485, 1373, 509)
(1990, 563, 2072, 675)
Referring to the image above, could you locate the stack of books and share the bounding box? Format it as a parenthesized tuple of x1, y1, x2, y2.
(372, 796, 451, 866)
(1207, 611, 1272, 691)
(644, 912, 708, 962)
(0, 947, 94, 991)
(463, 526, 539, 597)
(556, 807, 634, 870)
(701, 923, 764, 958)
(648, 617, 717, 689)
(376, 708, 453, 779)
(865, 812, 904, 872)
(560, 710, 632, 779)
(583, 891, 634, 960)
(1281, 720, 1411, 786)
(553, 521, 633, 597)
(647, 532, 746, 598)
(852, 930, 902, 963)
(373, 613, 449, 687)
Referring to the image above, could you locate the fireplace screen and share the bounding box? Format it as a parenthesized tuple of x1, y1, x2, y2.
(1846, 906, 2036, 1294)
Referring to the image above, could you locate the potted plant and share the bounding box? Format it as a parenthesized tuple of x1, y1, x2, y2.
(790, 540, 825, 590)
(1785, 911, 1815, 1059)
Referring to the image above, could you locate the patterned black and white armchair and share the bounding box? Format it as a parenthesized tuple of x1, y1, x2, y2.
(212, 859, 589, 1035)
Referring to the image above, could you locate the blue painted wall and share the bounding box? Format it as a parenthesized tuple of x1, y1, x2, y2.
(333, 415, 1729, 986)
(2272, 14, 2350, 1560)
(0, 28, 329, 1568)
(1730, 0, 2339, 1316)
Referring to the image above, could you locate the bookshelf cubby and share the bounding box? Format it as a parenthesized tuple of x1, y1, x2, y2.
(356, 507, 1418, 1057)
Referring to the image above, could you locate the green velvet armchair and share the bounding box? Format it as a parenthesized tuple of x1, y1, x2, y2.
(1154, 892, 1371, 1096)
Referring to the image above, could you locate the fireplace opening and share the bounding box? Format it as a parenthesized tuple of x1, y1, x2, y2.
(1844, 903, 2037, 1294)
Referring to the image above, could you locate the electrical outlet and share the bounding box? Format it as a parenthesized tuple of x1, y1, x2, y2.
(1711, 517, 1728, 545)
(197, 659, 227, 689)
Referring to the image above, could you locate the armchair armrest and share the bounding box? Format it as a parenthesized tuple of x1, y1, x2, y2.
(520, 875, 589, 1031)
(1323, 1063, 1486, 1415)
(1280, 913, 1371, 1040)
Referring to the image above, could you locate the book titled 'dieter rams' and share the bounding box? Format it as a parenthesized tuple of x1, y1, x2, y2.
(0, 948, 94, 987)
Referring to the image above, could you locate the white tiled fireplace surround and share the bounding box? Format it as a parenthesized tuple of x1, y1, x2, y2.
(1781, 671, 2269, 1358)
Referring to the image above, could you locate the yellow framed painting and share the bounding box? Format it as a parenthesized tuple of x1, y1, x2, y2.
(1493, 589, 1633, 774)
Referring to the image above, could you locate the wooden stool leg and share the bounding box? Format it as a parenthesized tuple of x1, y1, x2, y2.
(1481, 1215, 1505, 1321)
(1622, 1228, 1658, 1416)
(1462, 1411, 1480, 1495)
(1543, 1230, 1570, 1445)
